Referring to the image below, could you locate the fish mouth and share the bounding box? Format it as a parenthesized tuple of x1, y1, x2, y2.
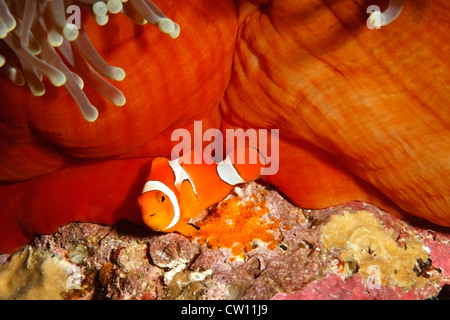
(149, 214, 156, 217)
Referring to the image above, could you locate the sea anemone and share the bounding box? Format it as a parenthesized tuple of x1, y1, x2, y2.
(0, 0, 448, 256)
(0, 0, 179, 122)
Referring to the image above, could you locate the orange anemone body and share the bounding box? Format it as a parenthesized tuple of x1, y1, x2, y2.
(0, 0, 237, 182)
(222, 0, 450, 225)
(0, 0, 449, 253)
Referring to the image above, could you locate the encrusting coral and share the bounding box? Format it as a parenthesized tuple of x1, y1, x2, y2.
(0, 247, 79, 299)
(0, 182, 447, 300)
(321, 210, 433, 290)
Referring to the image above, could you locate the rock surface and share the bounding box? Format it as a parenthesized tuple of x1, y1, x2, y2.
(0, 181, 449, 300)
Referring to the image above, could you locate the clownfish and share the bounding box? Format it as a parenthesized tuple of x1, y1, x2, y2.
(138, 147, 267, 236)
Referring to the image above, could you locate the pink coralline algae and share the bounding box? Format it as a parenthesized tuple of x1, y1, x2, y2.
(0, 182, 449, 300)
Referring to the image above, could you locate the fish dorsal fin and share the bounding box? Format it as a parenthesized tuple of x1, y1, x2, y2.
(168, 157, 198, 196)
(146, 157, 177, 192)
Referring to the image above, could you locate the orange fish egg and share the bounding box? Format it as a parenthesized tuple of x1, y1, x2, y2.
(194, 194, 280, 261)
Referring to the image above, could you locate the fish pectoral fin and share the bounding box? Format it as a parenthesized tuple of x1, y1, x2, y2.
(176, 224, 198, 237)
(188, 209, 209, 225)
(179, 180, 202, 219)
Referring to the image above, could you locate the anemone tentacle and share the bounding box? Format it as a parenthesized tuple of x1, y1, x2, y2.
(369, 0, 404, 28)
(0, 0, 179, 121)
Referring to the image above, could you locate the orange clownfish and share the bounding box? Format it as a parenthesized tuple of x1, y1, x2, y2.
(138, 147, 267, 236)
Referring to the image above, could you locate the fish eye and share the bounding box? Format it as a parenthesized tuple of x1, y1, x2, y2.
(161, 195, 165, 202)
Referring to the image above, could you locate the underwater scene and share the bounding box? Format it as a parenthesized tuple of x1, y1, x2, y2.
(0, 0, 449, 301)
